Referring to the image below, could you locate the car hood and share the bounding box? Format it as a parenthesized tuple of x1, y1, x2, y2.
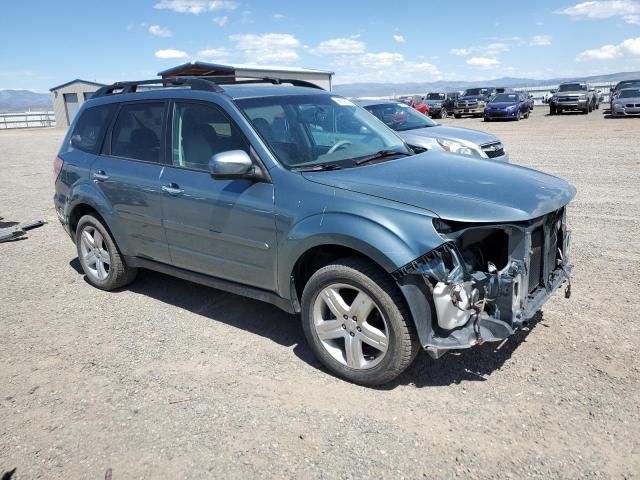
(302, 152, 576, 223)
(488, 102, 518, 109)
(399, 124, 499, 146)
(424, 99, 444, 105)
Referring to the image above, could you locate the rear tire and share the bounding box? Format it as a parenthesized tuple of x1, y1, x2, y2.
(550, 105, 556, 115)
(76, 215, 137, 291)
(301, 257, 419, 386)
(454, 114, 462, 119)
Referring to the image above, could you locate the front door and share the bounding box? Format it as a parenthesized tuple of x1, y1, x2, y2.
(91, 101, 170, 263)
(160, 100, 277, 291)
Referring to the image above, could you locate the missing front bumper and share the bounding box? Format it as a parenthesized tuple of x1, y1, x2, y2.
(395, 210, 572, 357)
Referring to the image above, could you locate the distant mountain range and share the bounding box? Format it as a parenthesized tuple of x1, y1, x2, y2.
(1, 70, 639, 111)
(0, 90, 52, 113)
(333, 71, 640, 98)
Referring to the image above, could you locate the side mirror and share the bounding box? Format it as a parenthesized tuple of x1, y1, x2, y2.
(208, 150, 254, 180)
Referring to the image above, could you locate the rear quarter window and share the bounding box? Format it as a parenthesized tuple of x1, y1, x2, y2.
(68, 104, 116, 154)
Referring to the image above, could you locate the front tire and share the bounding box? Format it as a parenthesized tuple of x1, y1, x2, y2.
(454, 114, 462, 119)
(550, 105, 556, 115)
(301, 257, 419, 386)
(76, 215, 137, 290)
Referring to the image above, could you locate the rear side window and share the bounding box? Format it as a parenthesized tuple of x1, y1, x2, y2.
(111, 102, 165, 163)
(69, 104, 115, 154)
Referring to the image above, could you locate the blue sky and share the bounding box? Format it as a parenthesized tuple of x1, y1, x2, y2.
(1, 0, 639, 91)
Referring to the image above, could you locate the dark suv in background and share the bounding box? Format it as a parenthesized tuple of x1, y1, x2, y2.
(423, 92, 458, 118)
(454, 87, 497, 118)
(54, 76, 575, 386)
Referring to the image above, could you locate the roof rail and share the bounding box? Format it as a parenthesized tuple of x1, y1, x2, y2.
(92, 75, 324, 98)
(92, 77, 224, 98)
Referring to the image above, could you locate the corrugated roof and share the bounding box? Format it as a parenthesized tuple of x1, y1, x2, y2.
(158, 61, 333, 78)
(49, 79, 106, 92)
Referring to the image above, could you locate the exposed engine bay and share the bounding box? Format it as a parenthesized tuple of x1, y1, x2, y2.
(393, 207, 572, 357)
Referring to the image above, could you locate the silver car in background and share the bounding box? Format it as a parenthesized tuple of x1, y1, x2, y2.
(356, 100, 509, 162)
(611, 88, 640, 117)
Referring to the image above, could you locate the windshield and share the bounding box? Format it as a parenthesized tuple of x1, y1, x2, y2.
(426, 93, 445, 100)
(618, 89, 640, 98)
(491, 93, 519, 103)
(559, 83, 586, 92)
(462, 88, 489, 97)
(236, 94, 409, 169)
(363, 102, 437, 131)
(616, 81, 640, 91)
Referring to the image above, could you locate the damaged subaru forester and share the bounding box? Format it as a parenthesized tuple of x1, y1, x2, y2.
(54, 77, 575, 386)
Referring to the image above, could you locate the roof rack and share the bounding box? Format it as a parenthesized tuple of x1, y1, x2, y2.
(92, 75, 324, 98)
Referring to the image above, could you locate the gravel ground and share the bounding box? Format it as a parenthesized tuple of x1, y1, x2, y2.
(1, 108, 639, 479)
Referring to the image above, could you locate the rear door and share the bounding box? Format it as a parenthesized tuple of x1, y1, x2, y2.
(159, 99, 277, 290)
(90, 101, 170, 263)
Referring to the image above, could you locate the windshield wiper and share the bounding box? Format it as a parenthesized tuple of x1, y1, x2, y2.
(354, 150, 412, 165)
(292, 163, 343, 172)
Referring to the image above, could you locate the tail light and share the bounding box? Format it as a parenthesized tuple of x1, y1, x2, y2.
(54, 156, 64, 181)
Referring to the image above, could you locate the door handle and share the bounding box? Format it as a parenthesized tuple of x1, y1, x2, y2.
(92, 170, 109, 182)
(162, 183, 184, 195)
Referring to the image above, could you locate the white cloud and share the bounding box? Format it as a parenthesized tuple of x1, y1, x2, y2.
(450, 48, 471, 56)
(149, 25, 173, 37)
(577, 36, 640, 60)
(536, 21, 545, 25)
(360, 52, 404, 67)
(312, 37, 366, 55)
(213, 15, 228, 26)
(229, 33, 301, 64)
(331, 53, 441, 84)
(466, 57, 500, 68)
(196, 48, 230, 60)
(451, 43, 508, 57)
(486, 42, 510, 54)
(154, 0, 238, 15)
(272, 13, 285, 20)
(557, 0, 640, 24)
(530, 35, 552, 46)
(155, 49, 189, 59)
(393, 34, 405, 44)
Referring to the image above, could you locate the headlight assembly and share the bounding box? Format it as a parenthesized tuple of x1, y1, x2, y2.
(437, 138, 481, 157)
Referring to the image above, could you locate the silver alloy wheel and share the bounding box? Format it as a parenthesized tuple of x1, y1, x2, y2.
(79, 226, 111, 280)
(441, 108, 448, 119)
(312, 283, 389, 369)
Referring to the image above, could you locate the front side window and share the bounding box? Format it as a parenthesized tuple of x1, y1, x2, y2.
(172, 102, 249, 171)
(237, 95, 409, 169)
(111, 102, 165, 163)
(68, 104, 116, 154)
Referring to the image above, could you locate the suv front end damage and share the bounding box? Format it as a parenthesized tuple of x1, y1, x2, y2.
(394, 207, 572, 358)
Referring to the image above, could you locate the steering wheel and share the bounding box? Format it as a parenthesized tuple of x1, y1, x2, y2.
(327, 140, 352, 155)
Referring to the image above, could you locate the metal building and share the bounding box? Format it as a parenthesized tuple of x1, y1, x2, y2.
(49, 79, 105, 128)
(158, 61, 334, 90)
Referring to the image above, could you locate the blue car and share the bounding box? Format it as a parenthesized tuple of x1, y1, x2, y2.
(484, 93, 530, 121)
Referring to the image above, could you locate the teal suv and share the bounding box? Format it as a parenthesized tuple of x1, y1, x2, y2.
(54, 77, 575, 385)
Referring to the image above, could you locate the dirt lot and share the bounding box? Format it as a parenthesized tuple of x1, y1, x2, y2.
(1, 108, 639, 479)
